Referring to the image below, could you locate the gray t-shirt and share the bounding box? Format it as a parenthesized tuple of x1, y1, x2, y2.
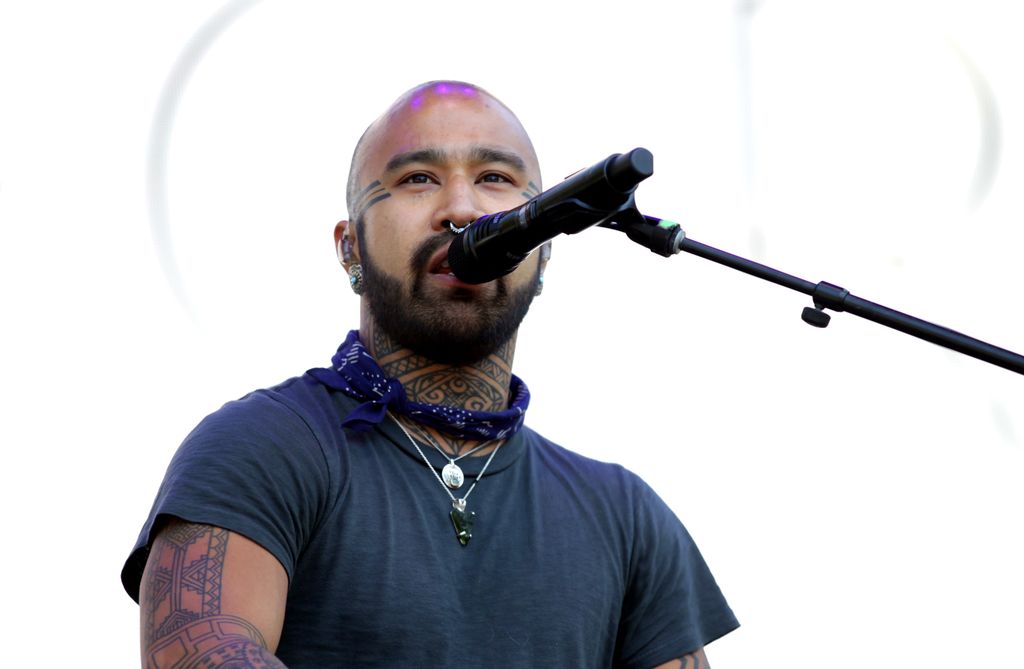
(123, 374, 738, 668)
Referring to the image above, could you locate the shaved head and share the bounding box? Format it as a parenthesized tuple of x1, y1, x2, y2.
(345, 81, 539, 217)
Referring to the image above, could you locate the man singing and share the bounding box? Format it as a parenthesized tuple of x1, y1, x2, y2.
(123, 80, 739, 668)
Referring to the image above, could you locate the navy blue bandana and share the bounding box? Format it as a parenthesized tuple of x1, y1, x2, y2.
(308, 330, 530, 441)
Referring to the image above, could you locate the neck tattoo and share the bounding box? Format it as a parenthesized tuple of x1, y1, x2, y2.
(307, 331, 529, 440)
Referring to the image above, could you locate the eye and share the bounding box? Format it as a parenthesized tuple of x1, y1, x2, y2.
(402, 173, 436, 185)
(478, 173, 512, 184)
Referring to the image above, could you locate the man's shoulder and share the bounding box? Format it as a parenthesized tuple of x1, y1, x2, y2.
(200, 372, 357, 431)
(520, 425, 651, 494)
(234, 372, 352, 411)
(175, 372, 361, 464)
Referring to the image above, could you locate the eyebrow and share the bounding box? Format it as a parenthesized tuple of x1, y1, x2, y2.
(383, 146, 528, 174)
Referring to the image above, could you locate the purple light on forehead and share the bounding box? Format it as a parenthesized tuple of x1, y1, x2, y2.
(430, 83, 477, 97)
(408, 83, 479, 110)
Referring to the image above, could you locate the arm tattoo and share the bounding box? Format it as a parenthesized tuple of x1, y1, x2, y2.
(143, 523, 287, 668)
(521, 180, 541, 199)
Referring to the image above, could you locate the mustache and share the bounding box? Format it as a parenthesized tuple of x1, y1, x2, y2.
(409, 232, 454, 274)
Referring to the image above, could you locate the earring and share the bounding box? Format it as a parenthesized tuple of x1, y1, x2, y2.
(348, 264, 364, 295)
(535, 273, 545, 296)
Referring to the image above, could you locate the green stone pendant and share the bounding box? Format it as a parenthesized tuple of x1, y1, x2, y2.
(450, 499, 475, 546)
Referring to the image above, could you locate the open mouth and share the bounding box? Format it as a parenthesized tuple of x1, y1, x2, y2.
(428, 249, 456, 277)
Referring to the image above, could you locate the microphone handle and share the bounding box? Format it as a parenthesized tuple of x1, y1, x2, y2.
(449, 148, 653, 283)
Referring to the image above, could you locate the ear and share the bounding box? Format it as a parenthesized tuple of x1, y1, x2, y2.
(334, 220, 359, 270)
(537, 241, 552, 275)
(533, 242, 552, 296)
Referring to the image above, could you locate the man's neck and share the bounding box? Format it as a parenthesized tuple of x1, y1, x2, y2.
(361, 322, 515, 456)
(361, 322, 515, 413)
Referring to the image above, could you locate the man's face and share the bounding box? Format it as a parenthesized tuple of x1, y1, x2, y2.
(350, 86, 545, 364)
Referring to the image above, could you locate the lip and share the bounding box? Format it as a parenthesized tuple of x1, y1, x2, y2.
(426, 247, 481, 289)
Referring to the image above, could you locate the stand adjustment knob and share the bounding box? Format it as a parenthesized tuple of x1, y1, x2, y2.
(802, 305, 831, 328)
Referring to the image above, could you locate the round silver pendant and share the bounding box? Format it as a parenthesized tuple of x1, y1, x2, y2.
(441, 463, 465, 489)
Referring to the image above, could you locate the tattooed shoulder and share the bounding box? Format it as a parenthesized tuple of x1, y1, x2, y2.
(141, 521, 285, 668)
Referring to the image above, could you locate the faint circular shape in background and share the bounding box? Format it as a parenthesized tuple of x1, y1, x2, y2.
(147, 0, 261, 318)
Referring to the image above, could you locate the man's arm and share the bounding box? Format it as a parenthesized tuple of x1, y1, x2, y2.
(654, 648, 709, 669)
(139, 518, 289, 668)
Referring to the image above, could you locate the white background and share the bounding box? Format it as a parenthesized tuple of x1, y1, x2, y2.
(1, 1, 1021, 666)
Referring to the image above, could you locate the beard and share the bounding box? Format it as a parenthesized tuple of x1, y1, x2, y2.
(357, 224, 539, 366)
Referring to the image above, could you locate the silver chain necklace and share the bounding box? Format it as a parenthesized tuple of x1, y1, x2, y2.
(401, 422, 493, 490)
(390, 413, 503, 546)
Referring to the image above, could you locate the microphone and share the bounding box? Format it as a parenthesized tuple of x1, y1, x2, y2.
(447, 148, 654, 284)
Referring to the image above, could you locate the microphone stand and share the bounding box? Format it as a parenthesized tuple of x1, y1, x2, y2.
(601, 212, 1024, 376)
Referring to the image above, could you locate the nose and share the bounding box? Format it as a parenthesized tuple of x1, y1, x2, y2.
(432, 176, 486, 232)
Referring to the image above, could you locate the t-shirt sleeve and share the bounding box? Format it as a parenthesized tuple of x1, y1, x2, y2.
(616, 479, 739, 669)
(120, 390, 334, 602)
